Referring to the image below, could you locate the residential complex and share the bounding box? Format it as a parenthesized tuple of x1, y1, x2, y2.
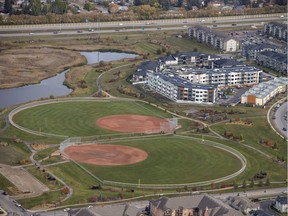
(133, 51, 262, 104)
(188, 26, 240, 52)
(149, 194, 243, 216)
(241, 77, 287, 106)
(255, 51, 287, 75)
(264, 22, 288, 41)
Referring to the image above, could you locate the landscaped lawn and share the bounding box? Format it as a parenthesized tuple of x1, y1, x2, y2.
(211, 116, 287, 160)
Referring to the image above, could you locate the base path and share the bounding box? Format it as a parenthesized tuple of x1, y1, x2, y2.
(64, 144, 148, 165)
(96, 114, 172, 133)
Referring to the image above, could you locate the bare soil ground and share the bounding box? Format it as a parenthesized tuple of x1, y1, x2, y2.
(64, 144, 148, 165)
(96, 114, 172, 133)
(0, 165, 49, 199)
(0, 47, 85, 89)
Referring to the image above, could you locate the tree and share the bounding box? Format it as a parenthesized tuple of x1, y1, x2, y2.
(250, 179, 254, 188)
(258, 180, 263, 187)
(265, 178, 270, 186)
(242, 180, 246, 188)
(4, 0, 13, 13)
(51, 0, 67, 14)
(30, 0, 41, 16)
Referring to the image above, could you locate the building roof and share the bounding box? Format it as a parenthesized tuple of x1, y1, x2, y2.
(267, 22, 288, 30)
(243, 43, 278, 51)
(257, 51, 287, 64)
(173, 66, 261, 76)
(214, 59, 245, 68)
(242, 77, 288, 99)
(226, 196, 259, 211)
(276, 196, 288, 205)
(150, 194, 242, 216)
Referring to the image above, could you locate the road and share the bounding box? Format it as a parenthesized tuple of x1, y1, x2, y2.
(0, 13, 286, 37)
(274, 101, 287, 138)
(0, 190, 31, 216)
(212, 187, 287, 200)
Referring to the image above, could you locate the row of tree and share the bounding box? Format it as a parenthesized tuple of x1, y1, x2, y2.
(4, 0, 67, 15)
(0, 5, 286, 25)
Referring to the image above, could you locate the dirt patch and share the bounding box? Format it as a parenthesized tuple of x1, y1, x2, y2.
(64, 144, 148, 165)
(31, 143, 46, 151)
(0, 47, 85, 89)
(0, 165, 49, 199)
(96, 114, 172, 133)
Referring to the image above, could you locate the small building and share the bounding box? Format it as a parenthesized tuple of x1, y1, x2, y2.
(241, 77, 288, 106)
(274, 196, 288, 213)
(188, 26, 240, 52)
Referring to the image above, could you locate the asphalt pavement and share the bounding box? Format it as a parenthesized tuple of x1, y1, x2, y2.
(273, 101, 287, 138)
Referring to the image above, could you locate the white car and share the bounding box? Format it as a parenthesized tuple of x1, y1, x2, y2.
(63, 208, 70, 212)
(119, 23, 123, 26)
(201, 20, 205, 22)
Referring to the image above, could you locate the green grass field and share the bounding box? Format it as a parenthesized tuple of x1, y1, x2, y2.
(12, 100, 172, 137)
(72, 136, 242, 184)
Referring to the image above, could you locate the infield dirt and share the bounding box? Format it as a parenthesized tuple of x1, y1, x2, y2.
(63, 144, 148, 165)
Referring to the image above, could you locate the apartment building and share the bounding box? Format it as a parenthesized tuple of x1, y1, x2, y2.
(188, 26, 240, 52)
(264, 22, 288, 41)
(171, 66, 261, 86)
(241, 77, 287, 106)
(255, 51, 287, 75)
(147, 72, 217, 103)
(241, 43, 280, 59)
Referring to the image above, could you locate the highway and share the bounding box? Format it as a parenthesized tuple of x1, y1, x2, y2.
(0, 13, 286, 37)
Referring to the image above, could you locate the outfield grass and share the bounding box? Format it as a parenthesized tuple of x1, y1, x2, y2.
(12, 100, 173, 137)
(74, 136, 242, 184)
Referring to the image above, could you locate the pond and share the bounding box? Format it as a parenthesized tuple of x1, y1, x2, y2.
(0, 51, 138, 109)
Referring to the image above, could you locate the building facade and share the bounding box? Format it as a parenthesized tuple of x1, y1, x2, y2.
(255, 51, 287, 75)
(188, 26, 239, 52)
(147, 72, 218, 103)
(176, 66, 261, 87)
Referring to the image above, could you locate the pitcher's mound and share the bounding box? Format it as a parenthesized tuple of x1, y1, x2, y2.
(96, 114, 171, 133)
(64, 144, 148, 165)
